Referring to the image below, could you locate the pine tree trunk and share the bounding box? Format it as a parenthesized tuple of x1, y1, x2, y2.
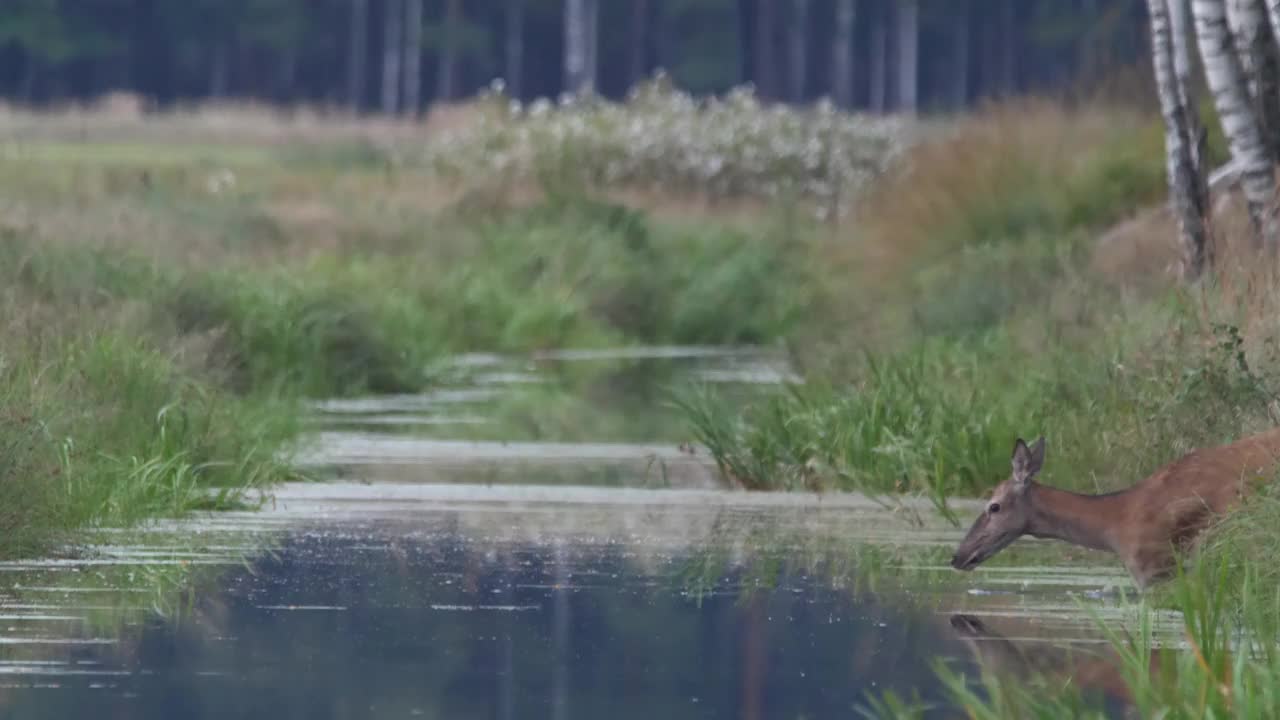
(585, 0, 599, 93)
(1193, 0, 1279, 251)
(1151, 0, 1212, 279)
(630, 0, 649, 87)
(506, 0, 525, 99)
(999, 0, 1017, 95)
(788, 0, 809, 102)
(832, 0, 856, 108)
(381, 0, 402, 114)
(897, 0, 918, 113)
(952, 1, 970, 109)
(754, 0, 778, 100)
(869, 3, 886, 112)
(436, 0, 460, 101)
(347, 0, 368, 110)
(210, 39, 230, 97)
(402, 0, 422, 114)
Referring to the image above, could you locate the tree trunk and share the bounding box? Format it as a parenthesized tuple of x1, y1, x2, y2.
(347, 0, 368, 110)
(437, 0, 461, 101)
(1235, 0, 1280, 159)
(788, 0, 809, 102)
(1151, 0, 1213, 279)
(506, 0, 525, 99)
(1172, 0, 1206, 169)
(999, 0, 1017, 95)
(832, 0, 856, 107)
(1193, 0, 1279, 251)
(870, 2, 887, 112)
(630, 0, 650, 87)
(952, 1, 970, 109)
(564, 0, 592, 95)
(754, 0, 778, 100)
(277, 45, 299, 103)
(897, 0, 918, 113)
(210, 38, 230, 97)
(402, 0, 422, 114)
(381, 0, 402, 114)
(1249, 0, 1280, 158)
(585, 0, 599, 93)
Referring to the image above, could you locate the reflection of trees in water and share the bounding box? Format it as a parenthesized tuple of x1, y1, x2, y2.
(0, 530, 973, 718)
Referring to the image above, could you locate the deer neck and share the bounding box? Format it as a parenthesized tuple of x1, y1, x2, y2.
(1024, 483, 1128, 554)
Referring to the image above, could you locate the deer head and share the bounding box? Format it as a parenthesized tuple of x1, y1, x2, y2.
(950, 436, 1045, 571)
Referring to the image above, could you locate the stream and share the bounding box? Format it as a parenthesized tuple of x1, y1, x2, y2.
(0, 346, 1175, 718)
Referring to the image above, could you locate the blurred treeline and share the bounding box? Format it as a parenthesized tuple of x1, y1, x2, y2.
(0, 0, 1149, 113)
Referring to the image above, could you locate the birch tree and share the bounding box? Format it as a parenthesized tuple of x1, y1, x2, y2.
(1228, 0, 1280, 159)
(1151, 0, 1213, 279)
(1193, 0, 1279, 251)
(831, 0, 856, 108)
(563, 0, 595, 95)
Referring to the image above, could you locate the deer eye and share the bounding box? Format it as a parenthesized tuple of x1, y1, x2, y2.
(988, 502, 1001, 514)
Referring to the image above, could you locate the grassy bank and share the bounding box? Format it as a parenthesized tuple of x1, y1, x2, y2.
(9, 88, 1280, 716)
(0, 91, 841, 557)
(622, 97, 1280, 716)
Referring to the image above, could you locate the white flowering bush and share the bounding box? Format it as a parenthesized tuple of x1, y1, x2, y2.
(422, 75, 917, 219)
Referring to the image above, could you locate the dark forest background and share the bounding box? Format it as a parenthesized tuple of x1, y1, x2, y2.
(0, 1, 1151, 114)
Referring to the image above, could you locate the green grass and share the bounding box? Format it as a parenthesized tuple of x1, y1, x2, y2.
(0, 329, 298, 557)
(860, 557, 1280, 719)
(0, 126, 820, 558)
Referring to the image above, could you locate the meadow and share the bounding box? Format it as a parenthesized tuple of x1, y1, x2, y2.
(5, 80, 1280, 715)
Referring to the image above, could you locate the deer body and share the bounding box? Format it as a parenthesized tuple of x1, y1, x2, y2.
(951, 429, 1280, 589)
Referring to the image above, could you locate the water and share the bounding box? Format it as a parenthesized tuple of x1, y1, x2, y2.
(0, 347, 1172, 718)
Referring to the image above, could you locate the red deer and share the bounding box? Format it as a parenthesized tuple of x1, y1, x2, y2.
(950, 432, 1280, 589)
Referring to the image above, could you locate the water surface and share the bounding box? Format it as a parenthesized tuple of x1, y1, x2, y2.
(0, 346, 1168, 718)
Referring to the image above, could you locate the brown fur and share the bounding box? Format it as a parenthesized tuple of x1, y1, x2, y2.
(951, 429, 1280, 589)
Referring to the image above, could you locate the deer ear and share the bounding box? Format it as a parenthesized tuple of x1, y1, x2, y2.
(1011, 436, 1045, 488)
(1029, 436, 1046, 473)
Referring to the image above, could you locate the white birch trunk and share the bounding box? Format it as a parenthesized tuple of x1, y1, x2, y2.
(402, 0, 422, 114)
(564, 0, 587, 95)
(1194, 0, 1279, 251)
(832, 0, 856, 108)
(1152, 0, 1213, 278)
(1233, 0, 1280, 159)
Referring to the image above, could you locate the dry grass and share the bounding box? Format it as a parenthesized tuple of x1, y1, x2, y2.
(842, 98, 1161, 281)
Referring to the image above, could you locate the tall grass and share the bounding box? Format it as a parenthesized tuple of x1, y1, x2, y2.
(0, 328, 297, 557)
(864, 558, 1280, 719)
